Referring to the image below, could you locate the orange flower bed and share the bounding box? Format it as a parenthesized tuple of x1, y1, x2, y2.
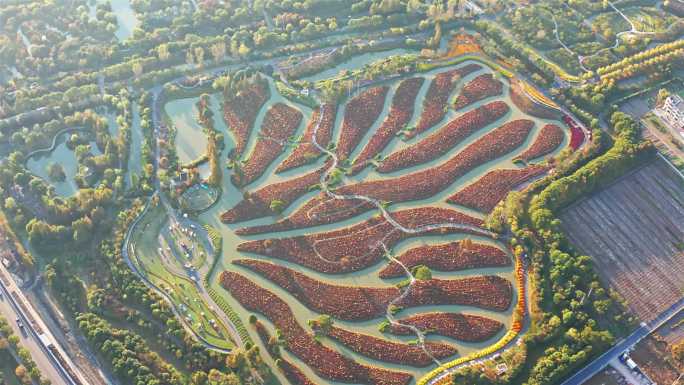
(277, 359, 317, 385)
(234, 258, 396, 320)
(398, 276, 512, 312)
(325, 326, 458, 367)
(379, 240, 510, 278)
(237, 207, 486, 272)
(446, 165, 549, 212)
(232, 103, 302, 187)
(276, 104, 337, 173)
(221, 161, 330, 223)
(220, 272, 412, 385)
(446, 34, 482, 57)
(453, 74, 503, 110)
(238, 119, 533, 234)
(378, 101, 509, 173)
(351, 77, 425, 174)
(411, 64, 482, 137)
(223, 81, 269, 155)
(337, 86, 389, 160)
(515, 123, 564, 162)
(232, 259, 511, 315)
(388, 312, 503, 342)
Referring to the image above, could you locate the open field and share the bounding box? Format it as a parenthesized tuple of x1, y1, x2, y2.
(560, 158, 684, 322)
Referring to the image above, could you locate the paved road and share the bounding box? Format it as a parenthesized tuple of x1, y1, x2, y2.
(0, 287, 67, 385)
(0, 264, 88, 385)
(561, 297, 684, 385)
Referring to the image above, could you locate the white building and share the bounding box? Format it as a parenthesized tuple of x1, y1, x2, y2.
(661, 95, 684, 132)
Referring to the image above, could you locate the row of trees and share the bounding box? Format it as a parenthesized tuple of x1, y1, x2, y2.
(458, 111, 646, 384)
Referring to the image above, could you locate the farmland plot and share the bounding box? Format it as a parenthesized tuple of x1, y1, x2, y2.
(560, 158, 684, 322)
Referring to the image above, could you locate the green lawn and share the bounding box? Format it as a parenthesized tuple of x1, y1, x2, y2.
(131, 203, 234, 349)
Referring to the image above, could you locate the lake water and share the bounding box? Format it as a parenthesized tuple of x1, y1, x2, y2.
(26, 134, 102, 197)
(88, 0, 138, 41)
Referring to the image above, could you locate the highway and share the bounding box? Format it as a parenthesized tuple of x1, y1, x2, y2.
(560, 296, 684, 385)
(0, 264, 88, 385)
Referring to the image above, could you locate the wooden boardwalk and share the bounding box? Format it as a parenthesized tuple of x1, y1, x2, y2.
(560, 158, 684, 322)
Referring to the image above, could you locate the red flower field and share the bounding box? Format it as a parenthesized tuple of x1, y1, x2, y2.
(233, 259, 512, 314)
(234, 258, 395, 320)
(231, 103, 302, 187)
(378, 101, 509, 173)
(277, 359, 317, 385)
(221, 161, 330, 223)
(337, 86, 389, 160)
(220, 272, 413, 385)
(205, 61, 572, 381)
(453, 73, 504, 110)
(325, 326, 458, 367)
(379, 240, 510, 278)
(351, 77, 425, 174)
(515, 123, 564, 162)
(276, 104, 337, 173)
(388, 313, 503, 342)
(237, 118, 533, 234)
(411, 63, 482, 137)
(398, 276, 512, 311)
(237, 207, 487, 273)
(446, 165, 549, 212)
(223, 81, 270, 155)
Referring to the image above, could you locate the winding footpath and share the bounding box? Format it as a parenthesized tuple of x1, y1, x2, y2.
(23, 126, 87, 160)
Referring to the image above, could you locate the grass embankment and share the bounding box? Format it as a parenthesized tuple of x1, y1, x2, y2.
(203, 223, 253, 345)
(416, 54, 514, 79)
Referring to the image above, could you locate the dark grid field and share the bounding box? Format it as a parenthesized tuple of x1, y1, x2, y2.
(560, 158, 684, 322)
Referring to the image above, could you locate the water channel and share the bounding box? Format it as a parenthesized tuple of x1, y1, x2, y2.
(88, 0, 138, 41)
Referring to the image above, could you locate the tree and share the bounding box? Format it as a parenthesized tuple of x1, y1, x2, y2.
(210, 42, 226, 62)
(412, 265, 432, 280)
(132, 61, 143, 78)
(14, 365, 29, 385)
(156, 44, 170, 61)
(656, 88, 671, 107)
(269, 199, 285, 213)
(186, 49, 195, 67)
(237, 43, 251, 58)
(194, 47, 205, 68)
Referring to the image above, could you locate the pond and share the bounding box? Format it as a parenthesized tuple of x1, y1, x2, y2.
(26, 134, 101, 197)
(165, 93, 233, 179)
(165, 97, 209, 167)
(126, 103, 143, 187)
(110, 0, 138, 41)
(88, 0, 138, 41)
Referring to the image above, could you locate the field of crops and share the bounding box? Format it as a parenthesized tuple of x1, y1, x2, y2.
(560, 158, 684, 322)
